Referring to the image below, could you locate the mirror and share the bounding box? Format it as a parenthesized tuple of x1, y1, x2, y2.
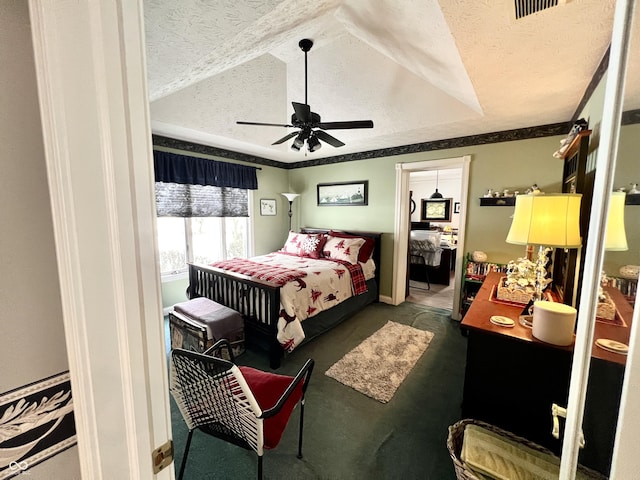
(578, 11, 639, 476)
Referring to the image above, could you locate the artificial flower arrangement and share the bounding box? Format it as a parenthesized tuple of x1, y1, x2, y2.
(497, 249, 552, 304)
(596, 272, 616, 320)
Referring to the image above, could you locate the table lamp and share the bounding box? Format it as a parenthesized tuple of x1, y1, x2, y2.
(506, 193, 582, 326)
(281, 193, 300, 231)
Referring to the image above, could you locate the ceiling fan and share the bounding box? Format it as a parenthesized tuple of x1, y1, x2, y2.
(236, 39, 374, 152)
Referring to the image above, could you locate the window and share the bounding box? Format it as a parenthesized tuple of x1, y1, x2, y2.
(152, 150, 258, 277)
(157, 217, 249, 276)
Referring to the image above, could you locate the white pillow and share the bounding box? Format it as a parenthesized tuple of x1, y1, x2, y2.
(323, 235, 365, 264)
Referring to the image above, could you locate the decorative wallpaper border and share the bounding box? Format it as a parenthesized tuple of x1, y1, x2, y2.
(0, 372, 76, 479)
(153, 121, 570, 170)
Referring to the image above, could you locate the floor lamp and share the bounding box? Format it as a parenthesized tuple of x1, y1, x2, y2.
(506, 193, 583, 327)
(281, 193, 300, 231)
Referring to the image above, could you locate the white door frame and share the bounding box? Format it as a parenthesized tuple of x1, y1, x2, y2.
(392, 156, 471, 320)
(29, 1, 173, 478)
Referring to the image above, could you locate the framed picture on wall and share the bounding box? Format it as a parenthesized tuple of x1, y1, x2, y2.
(421, 198, 452, 222)
(317, 180, 368, 206)
(454, 202, 461, 214)
(259, 198, 277, 216)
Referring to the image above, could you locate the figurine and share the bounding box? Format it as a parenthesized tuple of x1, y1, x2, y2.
(526, 184, 542, 195)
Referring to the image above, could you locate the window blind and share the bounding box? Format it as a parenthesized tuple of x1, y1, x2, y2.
(153, 150, 257, 217)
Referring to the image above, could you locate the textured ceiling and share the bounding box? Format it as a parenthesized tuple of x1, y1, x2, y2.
(145, 0, 638, 164)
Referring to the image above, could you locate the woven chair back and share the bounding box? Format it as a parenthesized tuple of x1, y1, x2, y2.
(170, 349, 264, 453)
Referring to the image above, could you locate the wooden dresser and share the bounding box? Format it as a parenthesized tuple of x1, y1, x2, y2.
(460, 271, 633, 475)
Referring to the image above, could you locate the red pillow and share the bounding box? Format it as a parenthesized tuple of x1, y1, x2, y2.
(239, 366, 303, 449)
(329, 230, 375, 263)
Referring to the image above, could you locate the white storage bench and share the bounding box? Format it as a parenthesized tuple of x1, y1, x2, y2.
(169, 297, 245, 358)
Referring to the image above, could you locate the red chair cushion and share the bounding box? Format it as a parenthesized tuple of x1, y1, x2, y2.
(239, 366, 304, 449)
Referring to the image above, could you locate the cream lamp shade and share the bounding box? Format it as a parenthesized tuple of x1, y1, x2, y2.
(506, 193, 582, 248)
(605, 191, 628, 251)
(281, 192, 300, 202)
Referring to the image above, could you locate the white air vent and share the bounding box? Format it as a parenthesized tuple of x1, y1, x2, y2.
(515, 0, 565, 19)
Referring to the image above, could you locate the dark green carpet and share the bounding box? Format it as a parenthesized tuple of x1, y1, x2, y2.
(167, 301, 467, 479)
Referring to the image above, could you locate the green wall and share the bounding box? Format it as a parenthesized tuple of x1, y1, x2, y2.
(289, 135, 567, 297)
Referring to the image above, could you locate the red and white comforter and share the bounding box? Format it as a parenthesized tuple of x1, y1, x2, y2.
(210, 252, 374, 352)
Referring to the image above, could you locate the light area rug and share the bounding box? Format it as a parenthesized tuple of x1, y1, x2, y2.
(325, 321, 434, 403)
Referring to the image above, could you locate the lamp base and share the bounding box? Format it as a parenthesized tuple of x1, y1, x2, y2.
(519, 315, 533, 328)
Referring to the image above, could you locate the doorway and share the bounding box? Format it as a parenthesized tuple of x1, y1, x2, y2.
(406, 168, 463, 310)
(392, 156, 471, 320)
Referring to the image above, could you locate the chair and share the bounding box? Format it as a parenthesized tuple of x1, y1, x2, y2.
(170, 339, 314, 480)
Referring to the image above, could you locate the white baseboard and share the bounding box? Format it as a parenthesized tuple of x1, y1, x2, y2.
(379, 295, 393, 304)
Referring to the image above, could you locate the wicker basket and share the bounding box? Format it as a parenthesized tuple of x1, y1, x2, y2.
(496, 277, 534, 305)
(447, 419, 606, 480)
(596, 291, 616, 320)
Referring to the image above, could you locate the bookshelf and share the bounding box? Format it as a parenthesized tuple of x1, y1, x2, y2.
(460, 253, 507, 317)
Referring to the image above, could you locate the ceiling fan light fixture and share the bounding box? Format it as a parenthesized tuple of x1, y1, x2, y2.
(291, 133, 305, 151)
(307, 133, 321, 152)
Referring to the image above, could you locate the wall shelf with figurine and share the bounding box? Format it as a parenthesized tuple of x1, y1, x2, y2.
(479, 197, 516, 206)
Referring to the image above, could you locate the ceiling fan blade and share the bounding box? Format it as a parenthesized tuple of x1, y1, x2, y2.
(317, 120, 374, 130)
(315, 130, 345, 148)
(292, 102, 311, 123)
(237, 121, 293, 128)
(272, 131, 300, 145)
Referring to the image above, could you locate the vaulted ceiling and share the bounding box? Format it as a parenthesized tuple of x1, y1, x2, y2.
(145, 0, 639, 164)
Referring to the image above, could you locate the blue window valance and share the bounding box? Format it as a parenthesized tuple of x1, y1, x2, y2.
(153, 150, 258, 190)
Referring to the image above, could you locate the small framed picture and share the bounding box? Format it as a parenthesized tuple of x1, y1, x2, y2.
(454, 202, 461, 214)
(260, 198, 277, 216)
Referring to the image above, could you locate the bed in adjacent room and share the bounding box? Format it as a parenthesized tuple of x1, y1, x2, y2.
(187, 228, 382, 367)
(409, 223, 456, 286)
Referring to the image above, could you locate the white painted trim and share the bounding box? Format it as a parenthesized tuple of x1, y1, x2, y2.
(379, 295, 393, 304)
(392, 156, 471, 320)
(562, 0, 636, 478)
(29, 1, 173, 479)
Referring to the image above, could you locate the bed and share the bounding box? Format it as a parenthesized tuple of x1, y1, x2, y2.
(187, 228, 382, 368)
(409, 224, 457, 286)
